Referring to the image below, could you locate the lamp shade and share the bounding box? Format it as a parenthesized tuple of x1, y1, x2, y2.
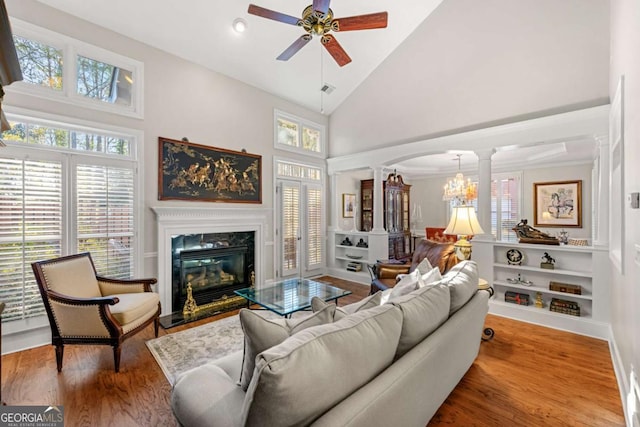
(444, 205, 484, 236)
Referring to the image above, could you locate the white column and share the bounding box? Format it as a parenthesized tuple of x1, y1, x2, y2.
(593, 136, 609, 247)
(328, 172, 339, 231)
(372, 166, 386, 233)
(474, 148, 495, 241)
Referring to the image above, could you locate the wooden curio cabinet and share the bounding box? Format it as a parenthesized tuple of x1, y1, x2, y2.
(360, 172, 411, 259)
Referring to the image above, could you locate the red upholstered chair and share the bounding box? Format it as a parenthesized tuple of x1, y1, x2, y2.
(31, 252, 161, 372)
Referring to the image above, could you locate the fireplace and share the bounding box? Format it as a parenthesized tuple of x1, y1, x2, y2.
(153, 206, 269, 327)
(171, 232, 254, 312)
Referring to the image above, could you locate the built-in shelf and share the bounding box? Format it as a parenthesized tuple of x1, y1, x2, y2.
(474, 241, 610, 339)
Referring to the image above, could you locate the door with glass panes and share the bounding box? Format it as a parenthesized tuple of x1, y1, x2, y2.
(276, 180, 323, 278)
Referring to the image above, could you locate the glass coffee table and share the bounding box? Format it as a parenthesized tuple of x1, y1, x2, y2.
(235, 278, 351, 317)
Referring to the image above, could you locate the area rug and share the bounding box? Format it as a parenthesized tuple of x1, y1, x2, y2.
(146, 315, 245, 385)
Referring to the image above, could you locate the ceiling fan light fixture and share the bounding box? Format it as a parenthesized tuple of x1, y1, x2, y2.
(233, 18, 248, 33)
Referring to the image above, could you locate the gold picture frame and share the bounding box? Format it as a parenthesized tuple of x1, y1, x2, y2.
(342, 193, 356, 218)
(158, 137, 261, 203)
(534, 180, 582, 227)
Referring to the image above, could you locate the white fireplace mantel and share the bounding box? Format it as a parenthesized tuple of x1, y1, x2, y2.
(152, 206, 270, 315)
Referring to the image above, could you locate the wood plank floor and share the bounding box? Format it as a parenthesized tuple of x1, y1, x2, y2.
(1, 277, 624, 426)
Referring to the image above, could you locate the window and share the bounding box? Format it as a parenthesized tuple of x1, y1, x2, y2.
(491, 174, 521, 242)
(275, 159, 325, 277)
(448, 172, 521, 241)
(0, 111, 140, 329)
(274, 110, 325, 157)
(9, 19, 143, 118)
(13, 35, 63, 90)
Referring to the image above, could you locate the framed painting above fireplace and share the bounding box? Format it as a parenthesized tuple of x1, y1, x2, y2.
(158, 137, 262, 203)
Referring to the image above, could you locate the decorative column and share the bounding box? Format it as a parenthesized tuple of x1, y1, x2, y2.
(368, 166, 389, 262)
(474, 148, 495, 241)
(593, 136, 609, 247)
(372, 166, 386, 233)
(328, 172, 339, 231)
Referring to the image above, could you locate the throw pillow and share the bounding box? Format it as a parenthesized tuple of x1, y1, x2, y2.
(438, 260, 479, 315)
(311, 292, 382, 320)
(418, 267, 442, 288)
(238, 303, 335, 391)
(415, 257, 434, 275)
(241, 304, 403, 427)
(390, 269, 420, 299)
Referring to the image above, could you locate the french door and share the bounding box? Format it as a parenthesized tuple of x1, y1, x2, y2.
(276, 179, 323, 279)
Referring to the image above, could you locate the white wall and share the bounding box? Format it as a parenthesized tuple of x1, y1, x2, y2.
(329, 0, 609, 157)
(609, 0, 640, 423)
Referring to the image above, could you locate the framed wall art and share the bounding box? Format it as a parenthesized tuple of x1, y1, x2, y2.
(158, 137, 262, 203)
(534, 180, 582, 227)
(342, 193, 356, 218)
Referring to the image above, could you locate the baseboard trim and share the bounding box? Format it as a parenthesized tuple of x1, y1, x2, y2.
(609, 325, 632, 426)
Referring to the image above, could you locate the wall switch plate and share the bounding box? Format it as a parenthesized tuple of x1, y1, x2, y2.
(630, 192, 640, 209)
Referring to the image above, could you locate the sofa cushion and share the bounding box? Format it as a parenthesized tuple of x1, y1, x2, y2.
(418, 266, 443, 288)
(311, 292, 382, 320)
(390, 269, 421, 299)
(109, 292, 159, 326)
(390, 283, 450, 358)
(238, 304, 335, 391)
(241, 304, 403, 427)
(438, 260, 479, 315)
(172, 362, 245, 427)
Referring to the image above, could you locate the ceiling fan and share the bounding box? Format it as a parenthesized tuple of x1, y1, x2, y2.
(247, 1, 388, 67)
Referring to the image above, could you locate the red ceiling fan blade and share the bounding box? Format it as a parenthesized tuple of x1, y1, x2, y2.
(247, 4, 301, 26)
(312, 0, 331, 17)
(277, 35, 312, 61)
(333, 12, 388, 31)
(321, 35, 352, 67)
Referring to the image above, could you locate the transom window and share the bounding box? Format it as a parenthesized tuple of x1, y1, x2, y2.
(274, 110, 325, 158)
(9, 19, 143, 118)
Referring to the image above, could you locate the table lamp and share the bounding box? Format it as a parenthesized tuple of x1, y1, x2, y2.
(443, 205, 484, 260)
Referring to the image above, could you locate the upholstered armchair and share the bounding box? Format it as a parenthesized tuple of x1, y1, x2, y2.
(370, 239, 459, 294)
(31, 252, 161, 373)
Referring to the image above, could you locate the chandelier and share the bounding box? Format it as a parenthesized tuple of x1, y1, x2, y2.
(442, 154, 477, 204)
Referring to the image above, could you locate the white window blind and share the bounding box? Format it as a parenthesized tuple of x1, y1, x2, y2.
(306, 185, 323, 270)
(77, 165, 135, 278)
(492, 175, 521, 242)
(0, 158, 62, 322)
(280, 182, 300, 276)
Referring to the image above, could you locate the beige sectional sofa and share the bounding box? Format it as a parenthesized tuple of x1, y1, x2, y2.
(171, 261, 490, 427)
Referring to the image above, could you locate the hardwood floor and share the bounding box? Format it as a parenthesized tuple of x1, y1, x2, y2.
(1, 277, 624, 426)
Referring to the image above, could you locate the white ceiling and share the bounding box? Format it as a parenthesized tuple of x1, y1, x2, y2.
(36, 0, 443, 115)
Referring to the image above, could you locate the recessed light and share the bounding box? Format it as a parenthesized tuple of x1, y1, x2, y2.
(233, 18, 247, 33)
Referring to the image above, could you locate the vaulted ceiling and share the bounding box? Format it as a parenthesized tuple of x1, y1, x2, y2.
(36, 0, 443, 115)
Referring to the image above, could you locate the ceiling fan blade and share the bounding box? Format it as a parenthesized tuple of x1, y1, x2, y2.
(312, 0, 331, 17)
(247, 4, 301, 26)
(321, 35, 352, 67)
(332, 12, 388, 31)
(277, 35, 312, 61)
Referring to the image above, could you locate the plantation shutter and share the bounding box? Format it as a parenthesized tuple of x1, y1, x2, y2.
(0, 158, 62, 321)
(76, 164, 135, 278)
(492, 175, 520, 242)
(305, 184, 323, 270)
(280, 181, 300, 277)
